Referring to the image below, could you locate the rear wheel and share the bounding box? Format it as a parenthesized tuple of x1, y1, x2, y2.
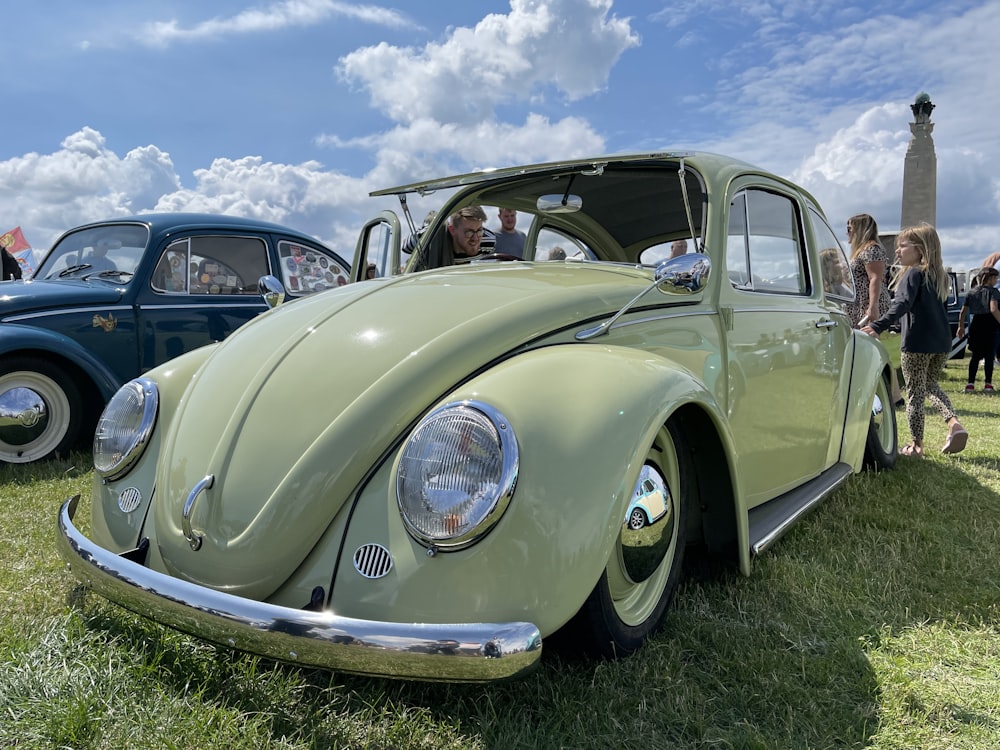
(0, 357, 83, 464)
(863, 368, 897, 470)
(569, 422, 689, 658)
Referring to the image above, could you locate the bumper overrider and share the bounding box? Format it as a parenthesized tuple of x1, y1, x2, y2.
(57, 496, 542, 682)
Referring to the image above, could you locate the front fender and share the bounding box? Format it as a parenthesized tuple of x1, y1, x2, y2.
(0, 323, 120, 400)
(89, 344, 220, 554)
(330, 343, 731, 637)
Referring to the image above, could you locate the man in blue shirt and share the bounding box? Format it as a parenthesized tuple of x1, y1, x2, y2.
(494, 208, 526, 258)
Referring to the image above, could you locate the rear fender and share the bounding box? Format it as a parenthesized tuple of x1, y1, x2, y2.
(842, 332, 891, 471)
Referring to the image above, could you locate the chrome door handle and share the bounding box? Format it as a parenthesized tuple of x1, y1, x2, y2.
(815, 320, 839, 329)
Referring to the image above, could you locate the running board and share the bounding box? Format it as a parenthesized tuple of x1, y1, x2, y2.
(747, 462, 853, 556)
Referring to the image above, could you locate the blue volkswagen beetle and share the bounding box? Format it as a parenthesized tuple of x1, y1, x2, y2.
(0, 213, 349, 464)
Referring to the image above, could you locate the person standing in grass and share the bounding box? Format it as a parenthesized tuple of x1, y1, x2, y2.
(845, 213, 903, 404)
(956, 266, 1000, 392)
(862, 223, 968, 457)
(981, 251, 1000, 366)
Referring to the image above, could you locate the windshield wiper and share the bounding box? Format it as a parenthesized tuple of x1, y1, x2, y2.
(56, 264, 92, 278)
(84, 270, 134, 281)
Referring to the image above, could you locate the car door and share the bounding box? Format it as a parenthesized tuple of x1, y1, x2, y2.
(721, 186, 847, 507)
(352, 211, 402, 283)
(136, 233, 273, 372)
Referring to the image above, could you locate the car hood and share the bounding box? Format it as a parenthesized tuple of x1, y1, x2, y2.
(152, 263, 653, 597)
(0, 278, 124, 318)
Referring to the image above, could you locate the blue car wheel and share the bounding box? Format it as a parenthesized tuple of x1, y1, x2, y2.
(0, 356, 83, 464)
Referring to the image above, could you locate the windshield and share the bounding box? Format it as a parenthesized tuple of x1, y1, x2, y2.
(399, 162, 706, 274)
(35, 224, 150, 282)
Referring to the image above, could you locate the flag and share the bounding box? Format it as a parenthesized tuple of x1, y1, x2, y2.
(1, 226, 31, 254)
(2, 227, 36, 278)
(13, 248, 37, 278)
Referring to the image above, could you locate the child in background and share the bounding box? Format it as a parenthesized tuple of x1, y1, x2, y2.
(956, 266, 1000, 392)
(862, 224, 968, 456)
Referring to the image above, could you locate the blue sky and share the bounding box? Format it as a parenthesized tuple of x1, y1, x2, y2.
(2, 0, 997, 273)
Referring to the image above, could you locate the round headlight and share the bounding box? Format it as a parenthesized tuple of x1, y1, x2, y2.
(396, 401, 518, 550)
(93, 378, 158, 480)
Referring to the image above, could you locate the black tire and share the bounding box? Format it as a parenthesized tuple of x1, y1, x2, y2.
(0, 356, 84, 464)
(863, 368, 898, 470)
(567, 422, 690, 658)
(627, 508, 647, 530)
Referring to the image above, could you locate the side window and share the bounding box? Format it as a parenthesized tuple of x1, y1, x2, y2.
(810, 208, 855, 302)
(727, 193, 750, 288)
(188, 236, 269, 295)
(151, 240, 190, 293)
(362, 222, 395, 278)
(535, 227, 593, 261)
(277, 240, 350, 293)
(727, 189, 807, 294)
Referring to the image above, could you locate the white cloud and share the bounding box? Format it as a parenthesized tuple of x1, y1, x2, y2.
(150, 155, 376, 251)
(336, 0, 639, 125)
(0, 128, 181, 249)
(139, 0, 414, 48)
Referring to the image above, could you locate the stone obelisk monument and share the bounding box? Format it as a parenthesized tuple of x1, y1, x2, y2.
(900, 92, 937, 230)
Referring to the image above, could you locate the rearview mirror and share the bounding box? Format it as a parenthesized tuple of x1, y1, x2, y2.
(536, 194, 583, 214)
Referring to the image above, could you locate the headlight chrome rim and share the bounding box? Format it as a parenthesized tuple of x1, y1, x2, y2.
(396, 400, 518, 551)
(93, 378, 159, 481)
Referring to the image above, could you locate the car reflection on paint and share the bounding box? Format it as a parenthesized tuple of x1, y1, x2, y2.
(626, 466, 670, 530)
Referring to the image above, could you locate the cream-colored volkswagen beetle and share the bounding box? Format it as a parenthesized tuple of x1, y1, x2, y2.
(57, 152, 897, 682)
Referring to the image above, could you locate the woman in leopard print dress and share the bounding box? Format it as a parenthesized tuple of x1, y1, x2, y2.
(844, 213, 891, 327)
(844, 213, 901, 403)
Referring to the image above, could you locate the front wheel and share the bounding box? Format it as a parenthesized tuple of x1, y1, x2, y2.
(0, 357, 84, 464)
(863, 368, 898, 470)
(567, 422, 690, 658)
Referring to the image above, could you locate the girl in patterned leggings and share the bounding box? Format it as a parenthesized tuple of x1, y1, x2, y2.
(862, 224, 968, 457)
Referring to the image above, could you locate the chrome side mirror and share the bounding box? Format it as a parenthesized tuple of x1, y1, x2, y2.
(654, 253, 711, 295)
(258, 275, 286, 309)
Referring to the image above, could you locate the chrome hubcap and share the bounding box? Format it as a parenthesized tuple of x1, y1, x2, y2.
(621, 464, 675, 583)
(0, 386, 49, 446)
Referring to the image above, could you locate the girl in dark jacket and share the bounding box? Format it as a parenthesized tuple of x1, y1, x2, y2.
(956, 267, 1000, 392)
(862, 224, 968, 456)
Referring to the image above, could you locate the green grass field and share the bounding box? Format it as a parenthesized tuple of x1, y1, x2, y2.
(2, 360, 998, 749)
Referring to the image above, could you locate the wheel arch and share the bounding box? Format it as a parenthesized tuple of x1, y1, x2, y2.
(668, 403, 740, 568)
(430, 343, 746, 630)
(0, 330, 123, 451)
(0, 327, 121, 400)
(842, 332, 893, 471)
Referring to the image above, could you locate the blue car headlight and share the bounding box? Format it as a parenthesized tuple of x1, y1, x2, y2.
(93, 378, 158, 481)
(396, 400, 518, 550)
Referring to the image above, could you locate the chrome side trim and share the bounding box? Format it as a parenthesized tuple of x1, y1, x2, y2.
(3, 304, 133, 323)
(57, 497, 541, 682)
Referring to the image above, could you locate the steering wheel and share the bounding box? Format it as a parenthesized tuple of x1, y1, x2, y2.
(478, 253, 521, 261)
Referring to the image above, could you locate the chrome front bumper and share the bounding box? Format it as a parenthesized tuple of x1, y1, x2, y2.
(57, 496, 542, 682)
